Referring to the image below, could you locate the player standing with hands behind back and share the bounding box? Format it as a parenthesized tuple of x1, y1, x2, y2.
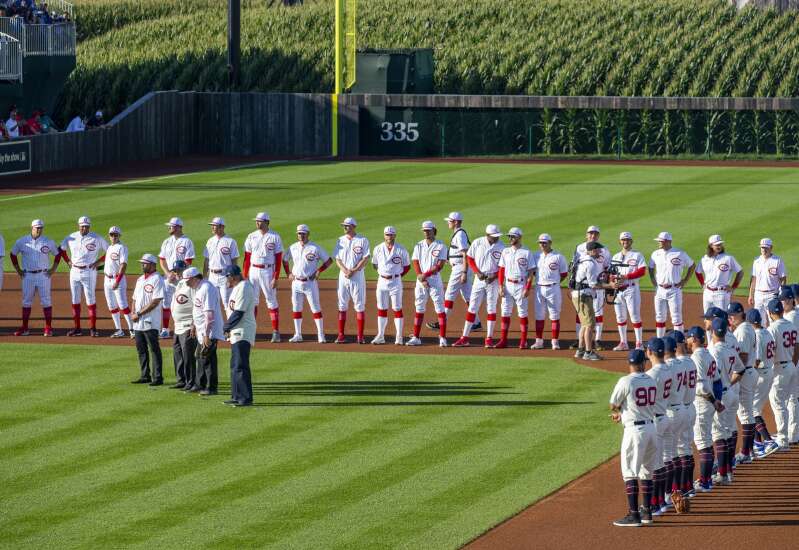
(649, 232, 694, 337)
(334, 217, 370, 344)
(748, 238, 786, 327)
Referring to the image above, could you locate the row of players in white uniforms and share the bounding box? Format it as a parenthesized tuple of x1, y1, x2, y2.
(608, 295, 798, 527)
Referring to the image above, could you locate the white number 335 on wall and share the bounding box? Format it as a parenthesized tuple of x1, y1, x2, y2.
(380, 122, 420, 142)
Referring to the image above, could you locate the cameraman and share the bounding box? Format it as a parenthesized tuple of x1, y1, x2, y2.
(573, 241, 618, 360)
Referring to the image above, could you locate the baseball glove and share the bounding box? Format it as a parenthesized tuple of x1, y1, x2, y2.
(671, 491, 690, 514)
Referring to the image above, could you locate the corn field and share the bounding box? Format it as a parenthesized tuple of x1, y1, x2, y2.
(62, 0, 799, 156)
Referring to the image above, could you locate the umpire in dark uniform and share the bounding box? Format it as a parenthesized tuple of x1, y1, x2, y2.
(222, 265, 255, 407)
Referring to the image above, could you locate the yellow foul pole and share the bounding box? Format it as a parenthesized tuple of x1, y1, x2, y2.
(332, 0, 344, 157)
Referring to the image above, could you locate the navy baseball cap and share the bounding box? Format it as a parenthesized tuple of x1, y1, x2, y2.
(663, 336, 677, 353)
(171, 260, 187, 271)
(768, 298, 784, 314)
(727, 302, 745, 316)
(667, 330, 686, 344)
(702, 307, 727, 320)
(779, 286, 795, 301)
(685, 326, 706, 344)
(711, 317, 728, 336)
(628, 349, 646, 364)
(746, 308, 762, 325)
(791, 284, 799, 301)
(223, 264, 242, 277)
(646, 336, 665, 354)
(586, 241, 603, 251)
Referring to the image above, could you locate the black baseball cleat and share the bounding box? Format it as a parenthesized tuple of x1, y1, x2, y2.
(169, 383, 186, 390)
(89, 329, 100, 338)
(148, 380, 164, 387)
(471, 321, 482, 331)
(426, 321, 440, 330)
(223, 399, 239, 406)
(234, 401, 253, 407)
(131, 378, 151, 384)
(613, 512, 642, 527)
(184, 386, 201, 393)
(67, 328, 83, 337)
(639, 505, 653, 524)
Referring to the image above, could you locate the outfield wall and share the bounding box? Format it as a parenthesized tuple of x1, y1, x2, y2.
(19, 91, 799, 175)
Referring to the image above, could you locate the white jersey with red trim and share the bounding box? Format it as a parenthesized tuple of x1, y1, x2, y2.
(60, 231, 108, 266)
(611, 250, 646, 278)
(287, 241, 330, 279)
(159, 235, 196, 270)
(244, 229, 283, 266)
(204, 234, 240, 270)
(499, 245, 535, 281)
(751, 255, 786, 293)
(104, 243, 129, 276)
(609, 372, 657, 424)
(649, 247, 694, 286)
(533, 250, 568, 285)
(412, 239, 448, 273)
(467, 236, 504, 275)
(696, 253, 742, 288)
(11, 234, 58, 270)
(372, 242, 410, 277)
(333, 234, 371, 270)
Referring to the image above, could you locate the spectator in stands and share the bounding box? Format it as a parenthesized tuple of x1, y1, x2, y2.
(0, 120, 9, 141)
(36, 109, 57, 133)
(86, 110, 105, 129)
(22, 111, 40, 135)
(5, 107, 19, 138)
(65, 113, 85, 132)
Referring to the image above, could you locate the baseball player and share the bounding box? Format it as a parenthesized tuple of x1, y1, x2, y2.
(728, 302, 758, 464)
(158, 217, 196, 339)
(202, 217, 239, 318)
(222, 264, 256, 407)
(333, 217, 370, 344)
(643, 337, 673, 515)
(778, 287, 799, 446)
(409, 221, 448, 347)
(531, 234, 568, 350)
(168, 260, 196, 390)
(572, 226, 610, 349)
(749, 308, 781, 458)
(130, 254, 165, 386)
(748, 238, 786, 327)
(609, 349, 658, 527)
(662, 336, 683, 507)
(103, 226, 134, 338)
(371, 226, 411, 345)
(766, 298, 797, 451)
(185, 267, 223, 396)
(58, 216, 108, 337)
(427, 212, 480, 332)
(685, 325, 724, 493)
(453, 224, 505, 348)
(695, 234, 743, 313)
(496, 227, 535, 349)
(282, 224, 332, 344)
(648, 232, 695, 337)
(668, 330, 698, 497)
(611, 232, 646, 351)
(243, 212, 283, 343)
(708, 315, 742, 486)
(10, 219, 59, 336)
(0, 231, 4, 292)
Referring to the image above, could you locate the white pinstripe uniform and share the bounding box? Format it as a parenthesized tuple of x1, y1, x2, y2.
(611, 248, 646, 328)
(649, 243, 693, 335)
(159, 233, 196, 307)
(204, 233, 239, 316)
(499, 244, 535, 318)
(466, 236, 504, 316)
(766, 317, 796, 447)
(675, 353, 697, 457)
(244, 228, 283, 309)
(412, 238, 448, 314)
(288, 240, 329, 314)
(333, 233, 370, 312)
(696, 251, 742, 313)
(751, 253, 785, 328)
(533, 249, 567, 321)
(752, 326, 775, 419)
(733, 321, 758, 425)
(61, 229, 108, 306)
(104, 242, 130, 311)
(372, 240, 410, 311)
(12, 233, 58, 307)
(444, 225, 473, 309)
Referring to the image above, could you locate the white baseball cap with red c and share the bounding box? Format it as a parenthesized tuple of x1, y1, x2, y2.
(445, 212, 463, 222)
(165, 217, 184, 227)
(485, 224, 503, 237)
(655, 231, 673, 242)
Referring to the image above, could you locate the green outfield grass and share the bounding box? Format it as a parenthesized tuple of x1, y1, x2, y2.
(3, 161, 799, 290)
(1, 343, 618, 549)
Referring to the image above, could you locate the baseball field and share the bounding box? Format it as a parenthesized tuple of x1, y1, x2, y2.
(3, 159, 799, 549)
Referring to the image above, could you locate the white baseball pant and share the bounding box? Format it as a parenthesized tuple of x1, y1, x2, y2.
(620, 422, 659, 481)
(534, 284, 561, 321)
(736, 368, 757, 425)
(468, 278, 499, 315)
(753, 367, 774, 417)
(769, 363, 795, 446)
(103, 276, 129, 310)
(712, 391, 738, 441)
(292, 279, 322, 313)
(702, 289, 731, 313)
(593, 289, 605, 319)
(69, 266, 98, 305)
(209, 272, 232, 317)
(376, 276, 403, 311)
(163, 282, 175, 310)
(754, 291, 778, 328)
(789, 365, 799, 443)
(338, 272, 366, 312)
(693, 398, 715, 450)
(445, 265, 473, 304)
(654, 286, 684, 334)
(614, 285, 641, 324)
(0, 269, 3, 291)
(501, 281, 529, 318)
(677, 403, 696, 456)
(22, 272, 52, 307)
(249, 265, 279, 309)
(652, 415, 668, 471)
(415, 276, 445, 314)
(663, 408, 680, 461)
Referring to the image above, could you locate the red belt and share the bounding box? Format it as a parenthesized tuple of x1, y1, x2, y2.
(706, 286, 728, 291)
(252, 264, 273, 269)
(380, 274, 401, 279)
